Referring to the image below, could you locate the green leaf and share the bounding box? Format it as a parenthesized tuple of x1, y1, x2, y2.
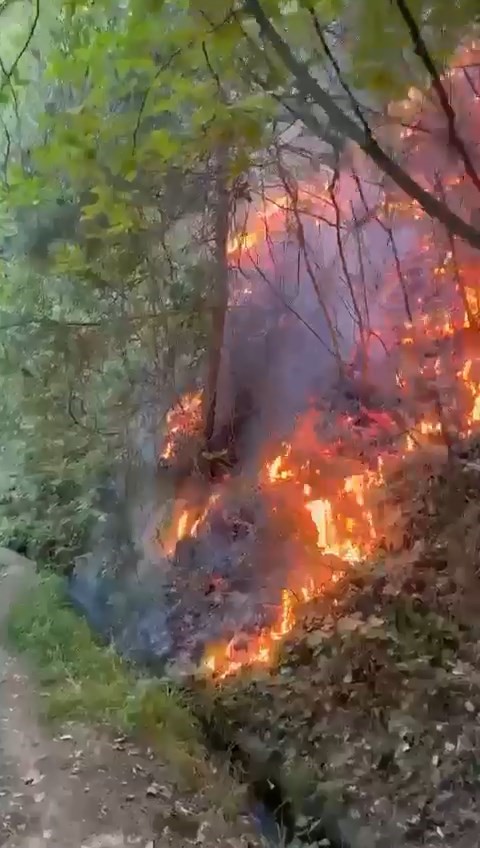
(141, 129, 179, 159)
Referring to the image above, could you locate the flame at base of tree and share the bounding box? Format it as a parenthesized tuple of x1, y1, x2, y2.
(158, 314, 480, 679)
(159, 390, 203, 462)
(158, 256, 480, 679)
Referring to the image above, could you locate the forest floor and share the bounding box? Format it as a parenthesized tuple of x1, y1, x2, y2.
(0, 549, 261, 848)
(205, 445, 480, 848)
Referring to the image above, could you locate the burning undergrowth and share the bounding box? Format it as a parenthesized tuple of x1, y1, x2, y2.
(152, 389, 466, 679)
(154, 313, 480, 679)
(193, 438, 480, 847)
(153, 386, 389, 672)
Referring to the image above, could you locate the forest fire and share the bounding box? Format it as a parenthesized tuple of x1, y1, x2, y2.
(158, 256, 480, 678)
(158, 280, 480, 677)
(159, 354, 480, 678)
(155, 43, 480, 680)
(159, 390, 202, 461)
(226, 182, 330, 259)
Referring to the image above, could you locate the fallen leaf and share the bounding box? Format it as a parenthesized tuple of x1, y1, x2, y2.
(337, 615, 363, 634)
(366, 615, 385, 628)
(306, 631, 327, 648)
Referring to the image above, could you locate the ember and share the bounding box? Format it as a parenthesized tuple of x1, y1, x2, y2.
(154, 42, 480, 680)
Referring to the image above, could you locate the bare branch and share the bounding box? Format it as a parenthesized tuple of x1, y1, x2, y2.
(274, 154, 346, 366)
(67, 389, 118, 438)
(0, 53, 19, 121)
(131, 46, 183, 153)
(0, 117, 11, 182)
(202, 40, 224, 98)
(238, 249, 336, 356)
(242, 0, 480, 250)
(434, 170, 477, 328)
(395, 0, 480, 196)
(307, 7, 370, 134)
(0, 312, 183, 332)
(0, 0, 40, 95)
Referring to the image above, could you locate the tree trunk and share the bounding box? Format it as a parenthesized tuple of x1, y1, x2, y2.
(203, 147, 231, 450)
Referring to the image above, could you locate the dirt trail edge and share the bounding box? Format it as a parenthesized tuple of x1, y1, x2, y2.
(0, 550, 258, 848)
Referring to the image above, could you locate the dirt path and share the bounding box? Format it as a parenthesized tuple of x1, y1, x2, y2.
(0, 551, 256, 848)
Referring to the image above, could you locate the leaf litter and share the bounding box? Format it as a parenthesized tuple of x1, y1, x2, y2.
(197, 438, 480, 848)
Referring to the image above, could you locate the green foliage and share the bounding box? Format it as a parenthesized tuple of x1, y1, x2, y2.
(342, 0, 479, 99)
(8, 573, 203, 768)
(0, 0, 220, 563)
(9, 574, 133, 721)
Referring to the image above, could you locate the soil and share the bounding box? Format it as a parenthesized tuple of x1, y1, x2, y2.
(0, 549, 260, 848)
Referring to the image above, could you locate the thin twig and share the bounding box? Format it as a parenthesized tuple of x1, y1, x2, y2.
(395, 0, 480, 195)
(242, 0, 480, 248)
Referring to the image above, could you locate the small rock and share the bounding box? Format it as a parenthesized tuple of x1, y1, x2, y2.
(81, 836, 126, 848)
(23, 769, 43, 786)
(146, 783, 160, 797)
(195, 821, 210, 844)
(153, 807, 200, 839)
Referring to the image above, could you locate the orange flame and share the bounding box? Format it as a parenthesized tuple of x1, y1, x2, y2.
(203, 439, 386, 677)
(161, 492, 220, 557)
(227, 184, 330, 258)
(160, 390, 202, 461)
